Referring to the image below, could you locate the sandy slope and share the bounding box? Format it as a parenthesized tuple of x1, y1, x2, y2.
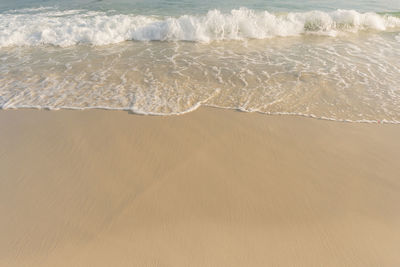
(1, 108, 400, 266)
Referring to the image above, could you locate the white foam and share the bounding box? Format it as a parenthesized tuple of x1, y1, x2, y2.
(0, 8, 399, 47)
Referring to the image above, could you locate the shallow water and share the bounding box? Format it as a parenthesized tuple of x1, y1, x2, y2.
(1, 1, 400, 122)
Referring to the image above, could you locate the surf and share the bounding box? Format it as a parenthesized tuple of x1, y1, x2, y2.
(1, 7, 400, 47)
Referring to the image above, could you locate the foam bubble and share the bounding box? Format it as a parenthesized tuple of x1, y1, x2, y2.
(0, 8, 399, 47)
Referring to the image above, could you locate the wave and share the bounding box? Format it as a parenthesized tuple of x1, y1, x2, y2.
(1, 8, 400, 47)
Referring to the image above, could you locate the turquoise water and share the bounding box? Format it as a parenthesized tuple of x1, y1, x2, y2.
(0, 1, 400, 122)
(1, 0, 400, 14)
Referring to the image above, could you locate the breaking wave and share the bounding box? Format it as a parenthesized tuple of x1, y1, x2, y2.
(1, 7, 400, 46)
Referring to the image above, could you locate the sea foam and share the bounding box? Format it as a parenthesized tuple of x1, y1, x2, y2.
(0, 8, 399, 47)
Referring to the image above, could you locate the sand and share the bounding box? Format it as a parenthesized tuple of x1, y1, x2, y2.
(0, 108, 400, 266)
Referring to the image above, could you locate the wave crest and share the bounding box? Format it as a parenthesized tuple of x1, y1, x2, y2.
(0, 8, 399, 46)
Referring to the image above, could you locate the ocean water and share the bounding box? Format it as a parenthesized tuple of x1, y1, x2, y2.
(1, 0, 400, 122)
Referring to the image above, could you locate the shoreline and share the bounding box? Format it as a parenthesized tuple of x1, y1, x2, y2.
(1, 107, 400, 266)
(1, 106, 399, 124)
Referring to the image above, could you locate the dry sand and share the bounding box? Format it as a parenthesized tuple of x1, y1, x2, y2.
(0, 108, 400, 266)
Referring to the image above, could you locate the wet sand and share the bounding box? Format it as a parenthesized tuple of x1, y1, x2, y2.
(1, 108, 400, 266)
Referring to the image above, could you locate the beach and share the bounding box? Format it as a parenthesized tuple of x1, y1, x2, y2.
(1, 108, 400, 266)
